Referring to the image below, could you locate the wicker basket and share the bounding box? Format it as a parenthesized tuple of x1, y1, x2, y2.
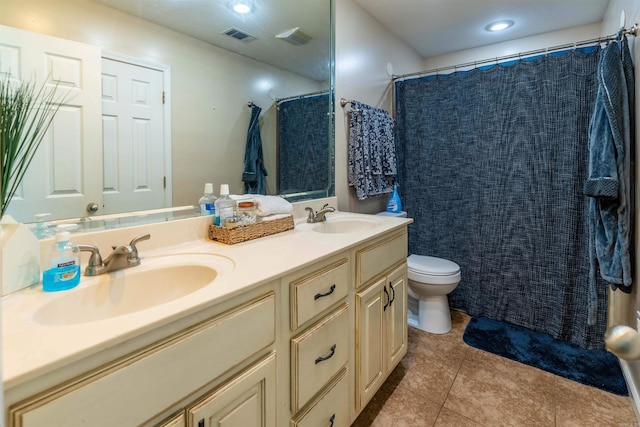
(208, 215, 295, 244)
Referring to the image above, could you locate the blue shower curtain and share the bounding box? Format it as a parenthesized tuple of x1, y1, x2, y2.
(277, 93, 330, 194)
(395, 48, 608, 348)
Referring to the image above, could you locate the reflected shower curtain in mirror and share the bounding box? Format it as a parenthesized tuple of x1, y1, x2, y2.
(277, 93, 330, 194)
(395, 48, 607, 348)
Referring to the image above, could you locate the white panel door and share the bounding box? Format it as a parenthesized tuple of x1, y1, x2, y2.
(0, 25, 102, 222)
(101, 58, 166, 214)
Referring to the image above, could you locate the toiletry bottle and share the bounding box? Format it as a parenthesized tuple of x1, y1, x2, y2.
(32, 213, 54, 239)
(214, 184, 236, 226)
(386, 183, 402, 213)
(199, 183, 217, 215)
(42, 227, 81, 292)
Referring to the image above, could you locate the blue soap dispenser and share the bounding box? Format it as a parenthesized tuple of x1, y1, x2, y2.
(42, 226, 81, 292)
(386, 183, 402, 213)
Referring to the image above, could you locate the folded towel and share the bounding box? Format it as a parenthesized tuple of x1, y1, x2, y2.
(253, 195, 293, 217)
(260, 213, 291, 221)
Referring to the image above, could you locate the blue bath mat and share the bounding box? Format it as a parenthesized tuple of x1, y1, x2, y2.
(463, 316, 628, 396)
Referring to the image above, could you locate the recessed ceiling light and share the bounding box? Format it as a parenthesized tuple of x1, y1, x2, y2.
(485, 20, 514, 32)
(230, 0, 253, 14)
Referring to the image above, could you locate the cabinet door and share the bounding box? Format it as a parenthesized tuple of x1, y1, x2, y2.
(355, 277, 387, 410)
(187, 352, 276, 427)
(386, 264, 408, 370)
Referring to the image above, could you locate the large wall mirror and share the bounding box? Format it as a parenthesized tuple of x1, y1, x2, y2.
(0, 0, 334, 224)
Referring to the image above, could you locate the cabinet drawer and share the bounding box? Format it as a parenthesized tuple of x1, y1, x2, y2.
(291, 368, 349, 427)
(291, 258, 349, 330)
(291, 304, 349, 412)
(356, 231, 407, 287)
(10, 293, 276, 427)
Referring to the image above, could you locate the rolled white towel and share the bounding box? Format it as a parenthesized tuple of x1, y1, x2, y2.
(253, 195, 293, 217)
(260, 213, 291, 221)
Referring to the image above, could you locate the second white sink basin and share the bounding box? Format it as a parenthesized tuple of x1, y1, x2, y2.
(33, 253, 235, 326)
(310, 217, 383, 234)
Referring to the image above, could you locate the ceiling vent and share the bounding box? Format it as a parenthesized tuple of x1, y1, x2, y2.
(275, 27, 312, 46)
(222, 27, 257, 42)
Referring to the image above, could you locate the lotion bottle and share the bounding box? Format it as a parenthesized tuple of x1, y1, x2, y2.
(386, 183, 402, 213)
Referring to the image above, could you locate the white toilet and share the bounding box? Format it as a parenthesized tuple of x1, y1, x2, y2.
(376, 211, 462, 334)
(407, 254, 461, 334)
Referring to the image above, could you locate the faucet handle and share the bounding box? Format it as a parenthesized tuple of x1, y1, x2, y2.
(130, 233, 151, 247)
(77, 244, 103, 275)
(128, 234, 150, 260)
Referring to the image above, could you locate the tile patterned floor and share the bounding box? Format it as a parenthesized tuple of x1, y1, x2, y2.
(352, 311, 638, 427)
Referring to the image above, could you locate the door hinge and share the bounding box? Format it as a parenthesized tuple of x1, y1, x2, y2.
(162, 91, 165, 104)
(163, 176, 166, 189)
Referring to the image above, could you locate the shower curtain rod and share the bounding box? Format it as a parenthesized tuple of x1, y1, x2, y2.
(393, 23, 639, 81)
(276, 89, 329, 104)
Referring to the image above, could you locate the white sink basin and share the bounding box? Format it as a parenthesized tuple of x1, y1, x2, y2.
(310, 217, 383, 234)
(33, 253, 235, 326)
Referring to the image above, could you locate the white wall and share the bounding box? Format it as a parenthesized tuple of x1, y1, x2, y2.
(334, 0, 423, 213)
(1, 0, 324, 205)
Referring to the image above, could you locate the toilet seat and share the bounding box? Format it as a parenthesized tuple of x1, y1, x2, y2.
(407, 255, 461, 284)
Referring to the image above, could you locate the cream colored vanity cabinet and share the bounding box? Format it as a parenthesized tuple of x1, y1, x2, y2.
(286, 254, 352, 427)
(354, 230, 408, 412)
(8, 286, 278, 427)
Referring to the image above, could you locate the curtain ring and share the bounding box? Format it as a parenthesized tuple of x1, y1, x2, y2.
(474, 61, 477, 70)
(545, 47, 549, 57)
(572, 42, 577, 51)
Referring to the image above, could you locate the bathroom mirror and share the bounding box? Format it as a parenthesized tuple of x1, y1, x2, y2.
(0, 0, 334, 224)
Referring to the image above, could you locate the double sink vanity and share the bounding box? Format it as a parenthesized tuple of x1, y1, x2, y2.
(3, 202, 412, 426)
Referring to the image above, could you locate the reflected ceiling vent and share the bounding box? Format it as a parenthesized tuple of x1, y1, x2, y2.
(275, 27, 312, 46)
(222, 27, 257, 42)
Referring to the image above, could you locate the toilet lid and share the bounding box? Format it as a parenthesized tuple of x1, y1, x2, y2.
(407, 254, 460, 276)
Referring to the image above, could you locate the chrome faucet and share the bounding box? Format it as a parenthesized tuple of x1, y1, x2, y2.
(305, 204, 336, 223)
(78, 234, 151, 276)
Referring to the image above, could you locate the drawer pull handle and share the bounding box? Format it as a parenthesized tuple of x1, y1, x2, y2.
(314, 284, 336, 300)
(315, 344, 337, 364)
(389, 282, 395, 305)
(329, 413, 336, 426)
(383, 285, 390, 311)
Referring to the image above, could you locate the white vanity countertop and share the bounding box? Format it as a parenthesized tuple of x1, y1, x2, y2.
(2, 211, 412, 389)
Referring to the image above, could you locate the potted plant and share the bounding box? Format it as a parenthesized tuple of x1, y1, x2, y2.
(1, 76, 70, 219)
(0, 75, 71, 294)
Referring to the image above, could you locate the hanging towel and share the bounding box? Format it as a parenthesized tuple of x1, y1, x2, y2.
(348, 101, 397, 200)
(584, 36, 635, 325)
(242, 104, 268, 195)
